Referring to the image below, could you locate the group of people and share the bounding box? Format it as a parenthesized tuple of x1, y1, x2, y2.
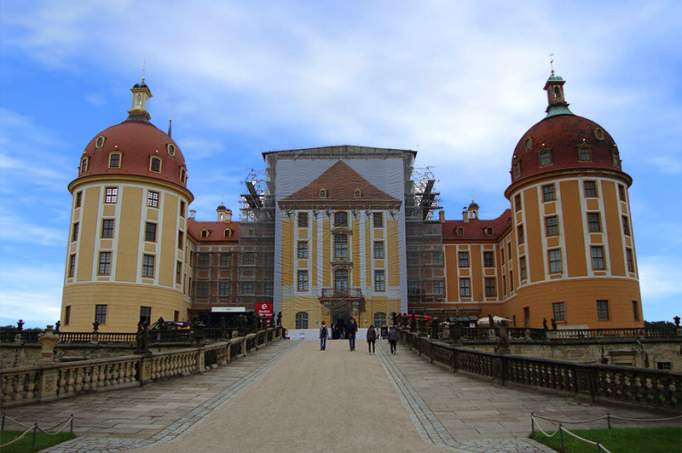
(319, 319, 399, 355)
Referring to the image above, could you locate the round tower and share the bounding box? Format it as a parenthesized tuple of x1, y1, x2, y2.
(503, 72, 642, 328)
(60, 80, 194, 331)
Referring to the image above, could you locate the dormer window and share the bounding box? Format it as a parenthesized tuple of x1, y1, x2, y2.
(538, 149, 553, 167)
(354, 188, 362, 198)
(483, 227, 493, 237)
(150, 156, 162, 173)
(594, 128, 605, 141)
(180, 167, 186, 183)
(455, 227, 464, 237)
(224, 228, 232, 239)
(80, 157, 89, 174)
(201, 229, 209, 238)
(109, 152, 121, 168)
(577, 145, 592, 162)
(319, 188, 328, 199)
(167, 143, 176, 156)
(612, 146, 621, 168)
(524, 137, 533, 151)
(513, 159, 522, 179)
(95, 136, 106, 149)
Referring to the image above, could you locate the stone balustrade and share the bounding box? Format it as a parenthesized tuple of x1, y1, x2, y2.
(398, 328, 682, 413)
(0, 327, 282, 408)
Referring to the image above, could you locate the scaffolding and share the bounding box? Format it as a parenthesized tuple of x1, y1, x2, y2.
(238, 169, 275, 308)
(405, 166, 444, 307)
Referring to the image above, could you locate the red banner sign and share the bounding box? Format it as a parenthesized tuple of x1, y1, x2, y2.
(256, 301, 273, 318)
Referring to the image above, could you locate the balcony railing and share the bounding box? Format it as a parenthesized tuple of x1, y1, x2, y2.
(320, 288, 363, 299)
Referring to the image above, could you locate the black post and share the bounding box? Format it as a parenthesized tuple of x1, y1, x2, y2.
(32, 422, 38, 450)
(559, 424, 565, 452)
(1, 414, 4, 438)
(70, 414, 74, 433)
(530, 412, 535, 435)
(606, 413, 611, 430)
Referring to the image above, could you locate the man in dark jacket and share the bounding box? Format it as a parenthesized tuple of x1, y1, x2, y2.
(348, 317, 358, 351)
(319, 321, 328, 350)
(366, 325, 377, 354)
(388, 326, 398, 355)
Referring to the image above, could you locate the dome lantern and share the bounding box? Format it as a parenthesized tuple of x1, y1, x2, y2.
(128, 78, 153, 121)
(543, 69, 572, 118)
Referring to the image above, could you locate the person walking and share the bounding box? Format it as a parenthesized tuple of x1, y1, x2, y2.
(319, 321, 328, 351)
(348, 317, 358, 351)
(388, 325, 398, 355)
(367, 325, 377, 354)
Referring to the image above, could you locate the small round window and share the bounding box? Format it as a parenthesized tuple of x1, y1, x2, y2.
(95, 136, 106, 149)
(167, 143, 176, 156)
(593, 128, 605, 141)
(524, 137, 533, 151)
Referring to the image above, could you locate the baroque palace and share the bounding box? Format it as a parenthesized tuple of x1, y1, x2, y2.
(60, 71, 643, 332)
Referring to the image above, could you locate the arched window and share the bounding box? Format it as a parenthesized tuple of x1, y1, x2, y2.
(538, 149, 553, 167)
(180, 167, 186, 183)
(319, 188, 328, 198)
(224, 228, 232, 239)
(577, 145, 592, 162)
(354, 188, 362, 198)
(150, 156, 162, 173)
(553, 86, 561, 99)
(295, 311, 309, 329)
(80, 157, 89, 174)
(455, 227, 464, 237)
(109, 152, 121, 168)
(373, 312, 386, 327)
(611, 146, 621, 168)
(201, 229, 209, 238)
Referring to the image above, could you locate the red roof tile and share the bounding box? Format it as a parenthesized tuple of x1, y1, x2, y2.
(187, 219, 239, 243)
(442, 209, 512, 242)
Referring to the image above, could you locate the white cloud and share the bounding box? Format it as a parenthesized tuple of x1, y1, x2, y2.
(638, 255, 682, 301)
(0, 266, 63, 327)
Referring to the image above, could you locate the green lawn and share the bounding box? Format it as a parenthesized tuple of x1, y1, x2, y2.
(530, 427, 682, 453)
(0, 431, 76, 453)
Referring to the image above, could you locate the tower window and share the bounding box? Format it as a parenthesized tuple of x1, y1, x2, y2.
(553, 86, 561, 99)
(517, 225, 525, 244)
(145, 222, 157, 242)
(71, 222, 79, 242)
(538, 149, 553, 167)
(167, 143, 176, 156)
(104, 187, 118, 204)
(354, 188, 362, 198)
(485, 278, 496, 297)
(142, 254, 155, 278)
(577, 146, 592, 162)
(594, 128, 605, 141)
(596, 300, 609, 321)
(109, 152, 121, 168)
(632, 300, 640, 321)
(68, 254, 76, 278)
(101, 218, 115, 239)
(548, 249, 562, 274)
(178, 230, 184, 248)
(297, 240, 308, 259)
(150, 157, 162, 173)
(298, 212, 309, 227)
(545, 216, 560, 236)
(618, 185, 626, 202)
(373, 212, 383, 228)
(542, 184, 556, 202)
(622, 214, 631, 235)
(80, 157, 89, 174)
(612, 147, 620, 167)
(374, 241, 385, 259)
(75, 191, 82, 208)
(524, 137, 533, 151)
(98, 251, 112, 275)
(519, 256, 527, 281)
(64, 305, 71, 325)
(514, 193, 522, 212)
(626, 248, 635, 273)
(583, 180, 598, 198)
(95, 136, 106, 149)
(483, 251, 494, 267)
(590, 246, 606, 271)
(552, 302, 566, 322)
(587, 212, 602, 233)
(297, 270, 309, 291)
(147, 190, 160, 208)
(180, 200, 186, 217)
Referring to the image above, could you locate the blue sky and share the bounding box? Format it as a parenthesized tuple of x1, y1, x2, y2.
(1, 1, 680, 327)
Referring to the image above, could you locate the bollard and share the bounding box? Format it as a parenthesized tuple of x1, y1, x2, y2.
(530, 413, 535, 435)
(559, 424, 565, 452)
(606, 413, 611, 430)
(32, 422, 38, 450)
(70, 414, 74, 433)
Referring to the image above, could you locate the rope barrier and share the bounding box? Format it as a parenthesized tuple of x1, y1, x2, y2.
(36, 417, 73, 436)
(609, 414, 682, 422)
(0, 426, 33, 448)
(2, 415, 34, 429)
(532, 414, 608, 424)
(530, 416, 560, 438)
(561, 426, 612, 453)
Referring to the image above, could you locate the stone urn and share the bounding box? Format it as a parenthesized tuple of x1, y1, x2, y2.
(38, 325, 59, 363)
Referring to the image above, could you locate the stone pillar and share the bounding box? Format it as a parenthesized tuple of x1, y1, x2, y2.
(196, 348, 206, 373)
(139, 355, 153, 386)
(39, 367, 59, 402)
(38, 325, 59, 363)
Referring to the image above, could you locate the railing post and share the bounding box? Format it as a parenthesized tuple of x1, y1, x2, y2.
(70, 413, 74, 433)
(530, 412, 535, 435)
(32, 422, 38, 450)
(38, 366, 59, 403)
(452, 348, 458, 373)
(606, 413, 611, 430)
(559, 424, 565, 452)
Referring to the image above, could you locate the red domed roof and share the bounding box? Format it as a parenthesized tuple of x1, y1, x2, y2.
(510, 114, 625, 185)
(75, 119, 189, 190)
